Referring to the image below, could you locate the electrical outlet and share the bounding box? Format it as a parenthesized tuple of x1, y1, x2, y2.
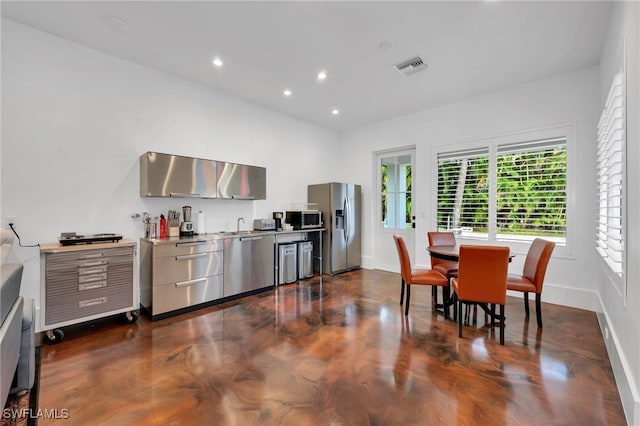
(604, 326, 610, 340)
(6, 216, 17, 226)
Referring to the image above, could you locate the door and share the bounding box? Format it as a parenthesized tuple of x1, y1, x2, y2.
(330, 183, 347, 272)
(376, 148, 416, 272)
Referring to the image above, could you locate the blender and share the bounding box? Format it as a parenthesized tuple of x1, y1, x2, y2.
(180, 206, 194, 236)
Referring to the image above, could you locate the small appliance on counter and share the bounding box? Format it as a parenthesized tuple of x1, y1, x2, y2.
(167, 210, 180, 237)
(272, 212, 283, 231)
(253, 218, 276, 231)
(59, 232, 123, 246)
(180, 205, 194, 236)
(285, 208, 323, 230)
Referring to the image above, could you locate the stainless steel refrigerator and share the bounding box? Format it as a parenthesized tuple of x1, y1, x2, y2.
(308, 182, 361, 275)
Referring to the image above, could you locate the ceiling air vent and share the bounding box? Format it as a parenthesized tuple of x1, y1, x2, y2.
(393, 56, 428, 77)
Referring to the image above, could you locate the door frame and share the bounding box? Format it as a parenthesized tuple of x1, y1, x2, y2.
(374, 146, 416, 272)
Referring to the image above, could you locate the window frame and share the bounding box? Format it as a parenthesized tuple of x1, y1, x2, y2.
(380, 150, 415, 231)
(432, 124, 574, 258)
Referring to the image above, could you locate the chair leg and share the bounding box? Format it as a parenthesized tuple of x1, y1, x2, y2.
(453, 293, 458, 321)
(499, 304, 505, 345)
(404, 284, 411, 316)
(463, 304, 467, 325)
(535, 293, 543, 328)
(490, 303, 495, 327)
(400, 278, 405, 305)
(524, 292, 530, 316)
(432, 286, 438, 307)
(458, 300, 463, 338)
(443, 285, 450, 319)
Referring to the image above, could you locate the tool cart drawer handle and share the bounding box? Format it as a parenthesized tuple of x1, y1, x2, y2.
(79, 253, 105, 260)
(79, 297, 107, 308)
(79, 281, 107, 291)
(79, 260, 106, 267)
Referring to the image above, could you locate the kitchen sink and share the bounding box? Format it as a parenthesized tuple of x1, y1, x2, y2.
(219, 230, 257, 236)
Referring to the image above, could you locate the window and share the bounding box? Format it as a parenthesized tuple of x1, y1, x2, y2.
(597, 71, 625, 279)
(436, 129, 568, 245)
(436, 148, 489, 236)
(495, 139, 567, 242)
(381, 153, 413, 229)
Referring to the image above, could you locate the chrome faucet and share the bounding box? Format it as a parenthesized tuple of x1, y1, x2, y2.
(237, 217, 245, 233)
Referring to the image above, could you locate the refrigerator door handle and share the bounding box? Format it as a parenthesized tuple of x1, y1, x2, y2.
(345, 196, 350, 242)
(343, 198, 348, 241)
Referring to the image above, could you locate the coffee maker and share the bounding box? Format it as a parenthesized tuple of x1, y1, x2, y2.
(273, 212, 283, 231)
(180, 206, 194, 236)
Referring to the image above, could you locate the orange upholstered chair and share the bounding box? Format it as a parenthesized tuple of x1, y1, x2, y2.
(507, 238, 555, 328)
(452, 245, 510, 345)
(393, 235, 449, 316)
(427, 232, 459, 278)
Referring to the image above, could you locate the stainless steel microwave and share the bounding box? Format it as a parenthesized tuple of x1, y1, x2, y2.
(285, 211, 323, 230)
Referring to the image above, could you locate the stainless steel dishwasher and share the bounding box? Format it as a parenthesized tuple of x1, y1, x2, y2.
(223, 234, 275, 297)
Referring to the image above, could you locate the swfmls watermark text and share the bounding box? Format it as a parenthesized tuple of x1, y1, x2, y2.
(2, 408, 70, 420)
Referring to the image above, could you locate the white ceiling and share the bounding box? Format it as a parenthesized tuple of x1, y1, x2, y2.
(1, 1, 611, 131)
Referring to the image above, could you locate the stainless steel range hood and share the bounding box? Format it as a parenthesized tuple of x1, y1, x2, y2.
(139, 151, 266, 200)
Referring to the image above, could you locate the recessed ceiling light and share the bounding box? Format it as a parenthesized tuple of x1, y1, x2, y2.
(212, 57, 223, 68)
(317, 71, 327, 81)
(283, 89, 292, 97)
(331, 109, 340, 115)
(105, 16, 131, 34)
(378, 41, 392, 51)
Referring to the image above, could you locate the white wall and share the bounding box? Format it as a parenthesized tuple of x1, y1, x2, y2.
(0, 19, 340, 328)
(597, 2, 640, 424)
(339, 66, 602, 312)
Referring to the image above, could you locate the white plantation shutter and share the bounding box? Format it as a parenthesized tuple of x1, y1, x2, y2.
(597, 71, 625, 278)
(436, 148, 489, 238)
(496, 138, 567, 242)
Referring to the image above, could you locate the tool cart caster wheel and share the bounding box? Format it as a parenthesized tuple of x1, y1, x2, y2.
(44, 328, 64, 345)
(122, 310, 139, 324)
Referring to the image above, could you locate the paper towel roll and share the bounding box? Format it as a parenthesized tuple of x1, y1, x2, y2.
(195, 211, 206, 235)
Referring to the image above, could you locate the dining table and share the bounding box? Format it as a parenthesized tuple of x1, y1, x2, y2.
(427, 244, 515, 263)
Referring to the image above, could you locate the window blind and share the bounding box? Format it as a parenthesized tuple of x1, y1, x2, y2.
(496, 138, 567, 241)
(436, 148, 489, 236)
(597, 71, 625, 277)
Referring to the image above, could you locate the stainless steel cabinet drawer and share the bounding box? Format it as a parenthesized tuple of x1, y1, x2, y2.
(152, 240, 221, 259)
(152, 251, 223, 286)
(152, 275, 223, 315)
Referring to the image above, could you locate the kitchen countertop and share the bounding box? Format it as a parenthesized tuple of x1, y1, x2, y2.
(141, 228, 325, 245)
(40, 239, 136, 253)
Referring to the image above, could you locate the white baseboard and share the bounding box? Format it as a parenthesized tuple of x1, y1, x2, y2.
(360, 256, 375, 271)
(507, 282, 599, 312)
(596, 307, 638, 425)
